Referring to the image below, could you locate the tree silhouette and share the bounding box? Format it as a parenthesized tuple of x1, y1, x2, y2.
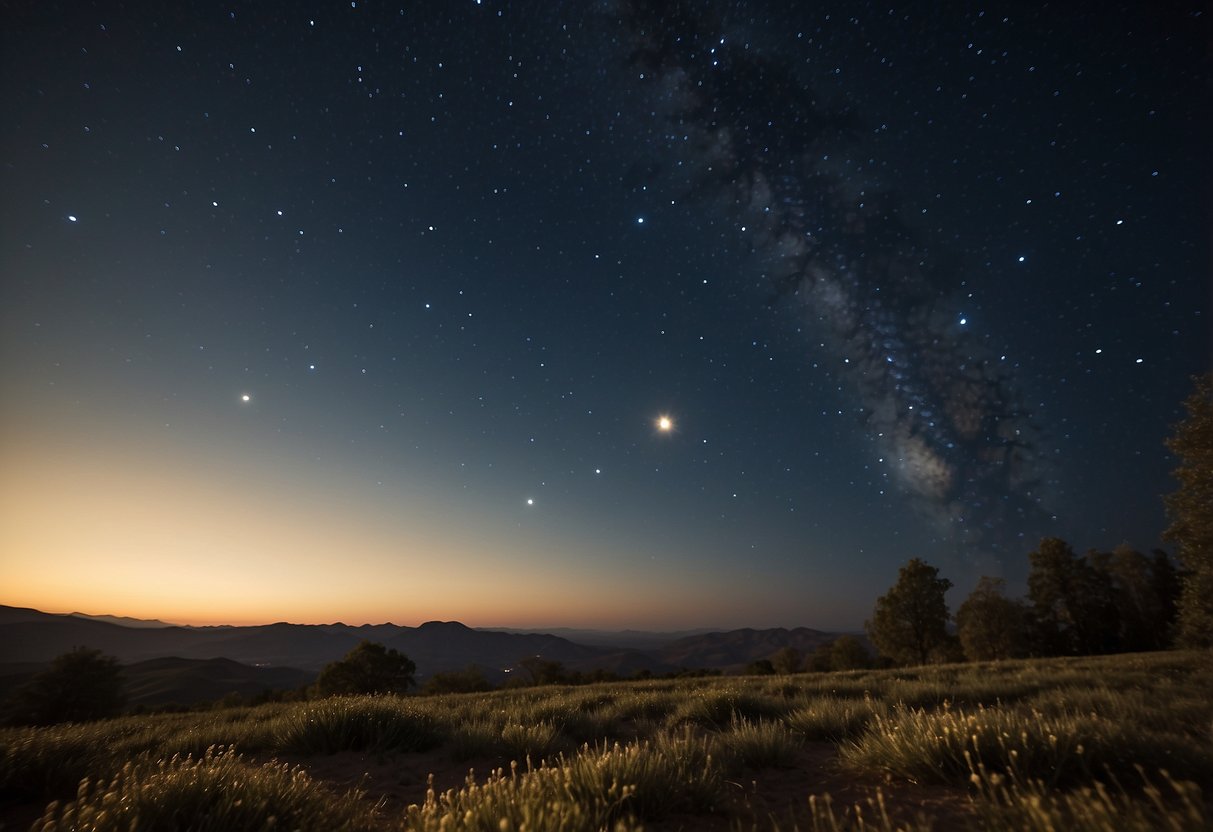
(866, 558, 953, 665)
(315, 641, 415, 696)
(517, 656, 567, 686)
(1027, 538, 1088, 655)
(770, 646, 803, 675)
(1164, 374, 1213, 647)
(422, 666, 492, 694)
(956, 577, 1028, 661)
(828, 635, 872, 670)
(6, 647, 125, 725)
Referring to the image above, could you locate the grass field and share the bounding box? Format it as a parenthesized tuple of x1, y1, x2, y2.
(2, 650, 1210, 830)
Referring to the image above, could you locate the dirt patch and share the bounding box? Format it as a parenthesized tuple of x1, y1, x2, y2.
(280, 741, 978, 830)
(273, 748, 515, 815)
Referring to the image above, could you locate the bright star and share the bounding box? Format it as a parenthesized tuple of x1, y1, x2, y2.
(657, 415, 673, 432)
(526, 498, 534, 506)
(240, 393, 251, 402)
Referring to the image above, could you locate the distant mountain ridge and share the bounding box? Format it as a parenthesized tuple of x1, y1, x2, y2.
(0, 605, 851, 678)
(0, 656, 314, 709)
(70, 611, 177, 628)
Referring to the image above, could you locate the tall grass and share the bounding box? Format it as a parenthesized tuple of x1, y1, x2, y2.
(785, 695, 888, 742)
(4, 650, 1210, 831)
(717, 717, 801, 770)
(31, 746, 384, 832)
(840, 703, 1213, 788)
(405, 734, 719, 831)
(273, 695, 444, 754)
(970, 762, 1210, 832)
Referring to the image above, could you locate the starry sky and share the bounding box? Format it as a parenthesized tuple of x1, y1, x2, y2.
(1, 1, 1209, 630)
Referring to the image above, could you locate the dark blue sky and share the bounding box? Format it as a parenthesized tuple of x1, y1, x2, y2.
(1, 1, 1208, 629)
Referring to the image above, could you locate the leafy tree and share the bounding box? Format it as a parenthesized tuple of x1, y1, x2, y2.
(422, 666, 492, 694)
(1164, 374, 1213, 647)
(828, 635, 872, 670)
(866, 558, 953, 665)
(5, 647, 125, 725)
(1151, 549, 1183, 643)
(315, 640, 415, 696)
(955, 577, 1028, 661)
(1074, 550, 1122, 655)
(770, 646, 803, 675)
(1027, 537, 1115, 655)
(1095, 545, 1181, 652)
(517, 656, 567, 686)
(744, 658, 776, 675)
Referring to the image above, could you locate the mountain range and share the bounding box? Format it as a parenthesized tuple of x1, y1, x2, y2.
(0, 605, 850, 705)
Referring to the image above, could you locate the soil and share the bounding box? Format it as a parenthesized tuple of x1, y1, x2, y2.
(276, 742, 978, 831)
(1, 743, 977, 831)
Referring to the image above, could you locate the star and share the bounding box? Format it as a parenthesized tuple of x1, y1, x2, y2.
(526, 498, 534, 506)
(240, 393, 251, 403)
(657, 415, 673, 432)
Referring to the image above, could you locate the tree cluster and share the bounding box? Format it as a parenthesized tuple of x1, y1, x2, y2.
(863, 541, 1183, 666)
(863, 374, 1210, 664)
(3, 647, 126, 726)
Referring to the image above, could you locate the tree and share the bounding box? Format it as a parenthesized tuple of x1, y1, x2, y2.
(1164, 374, 1213, 647)
(517, 656, 567, 686)
(770, 646, 803, 675)
(315, 641, 416, 696)
(956, 577, 1028, 661)
(866, 558, 953, 665)
(744, 658, 776, 675)
(828, 635, 872, 670)
(1027, 537, 1116, 655)
(422, 666, 492, 694)
(5, 647, 125, 725)
(1151, 549, 1183, 644)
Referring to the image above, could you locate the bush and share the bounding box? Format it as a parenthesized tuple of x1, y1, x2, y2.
(422, 666, 492, 694)
(274, 696, 442, 754)
(5, 647, 125, 726)
(315, 640, 416, 696)
(32, 746, 382, 832)
(716, 717, 800, 770)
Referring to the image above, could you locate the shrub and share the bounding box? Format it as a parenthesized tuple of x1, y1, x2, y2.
(32, 746, 382, 832)
(274, 696, 442, 754)
(315, 640, 416, 696)
(716, 717, 800, 770)
(5, 647, 125, 726)
(840, 704, 1213, 788)
(422, 666, 492, 694)
(785, 695, 887, 742)
(971, 762, 1210, 832)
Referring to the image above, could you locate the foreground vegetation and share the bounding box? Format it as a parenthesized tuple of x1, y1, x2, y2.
(2, 650, 1210, 831)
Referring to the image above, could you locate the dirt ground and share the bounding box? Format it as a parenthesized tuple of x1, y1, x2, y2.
(279, 742, 976, 830)
(1, 743, 976, 831)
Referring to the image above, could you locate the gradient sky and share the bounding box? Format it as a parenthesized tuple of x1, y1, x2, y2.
(1, 1, 1209, 630)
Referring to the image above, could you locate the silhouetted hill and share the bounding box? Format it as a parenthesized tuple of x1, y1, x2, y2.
(385, 621, 606, 675)
(0, 656, 314, 709)
(0, 606, 610, 676)
(483, 626, 720, 650)
(0, 606, 851, 679)
(69, 612, 176, 628)
(655, 627, 839, 670)
(121, 657, 315, 706)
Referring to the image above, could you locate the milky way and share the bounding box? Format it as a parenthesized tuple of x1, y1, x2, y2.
(617, 1, 1047, 546)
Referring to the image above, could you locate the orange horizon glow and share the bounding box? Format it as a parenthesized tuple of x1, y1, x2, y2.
(0, 392, 866, 633)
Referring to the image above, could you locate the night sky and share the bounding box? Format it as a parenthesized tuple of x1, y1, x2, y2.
(2, 1, 1209, 630)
